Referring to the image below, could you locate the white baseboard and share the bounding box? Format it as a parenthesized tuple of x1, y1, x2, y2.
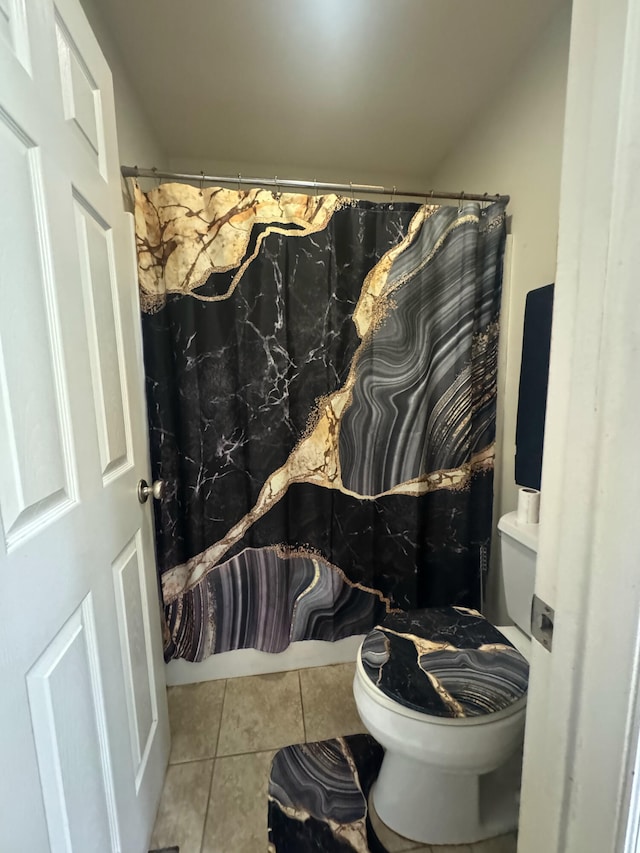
(165, 635, 366, 686)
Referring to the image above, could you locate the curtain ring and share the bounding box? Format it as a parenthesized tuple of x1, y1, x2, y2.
(458, 191, 465, 213)
(350, 181, 354, 201)
(314, 178, 318, 197)
(274, 175, 280, 198)
(237, 173, 242, 193)
(390, 185, 396, 210)
(151, 166, 160, 189)
(199, 171, 205, 195)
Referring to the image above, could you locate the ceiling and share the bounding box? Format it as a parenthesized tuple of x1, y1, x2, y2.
(90, 0, 564, 183)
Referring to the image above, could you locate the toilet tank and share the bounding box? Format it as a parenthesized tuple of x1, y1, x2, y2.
(497, 511, 539, 638)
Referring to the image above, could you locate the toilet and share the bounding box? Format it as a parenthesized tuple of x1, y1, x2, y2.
(353, 510, 537, 846)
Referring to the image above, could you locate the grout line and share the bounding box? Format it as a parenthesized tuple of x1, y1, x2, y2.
(214, 679, 228, 758)
(214, 746, 292, 760)
(297, 669, 308, 743)
(168, 756, 214, 766)
(169, 755, 217, 767)
(216, 746, 279, 759)
(198, 757, 216, 853)
(198, 679, 227, 853)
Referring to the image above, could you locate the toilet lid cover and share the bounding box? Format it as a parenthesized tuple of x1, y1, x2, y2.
(360, 607, 529, 719)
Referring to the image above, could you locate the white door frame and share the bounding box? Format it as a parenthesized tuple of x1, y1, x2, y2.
(518, 0, 640, 849)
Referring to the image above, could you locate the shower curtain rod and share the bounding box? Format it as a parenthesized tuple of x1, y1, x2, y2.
(120, 165, 510, 205)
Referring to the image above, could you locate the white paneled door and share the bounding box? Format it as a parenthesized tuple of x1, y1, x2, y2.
(0, 1, 169, 851)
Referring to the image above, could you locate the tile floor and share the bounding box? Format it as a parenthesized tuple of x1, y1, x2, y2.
(150, 662, 518, 853)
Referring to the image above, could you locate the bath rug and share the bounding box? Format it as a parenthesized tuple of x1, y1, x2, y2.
(268, 734, 387, 852)
(149, 848, 179, 852)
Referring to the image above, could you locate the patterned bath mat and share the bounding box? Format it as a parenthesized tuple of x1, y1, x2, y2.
(268, 734, 387, 852)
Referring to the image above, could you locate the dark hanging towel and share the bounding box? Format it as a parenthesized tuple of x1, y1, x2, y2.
(515, 283, 554, 491)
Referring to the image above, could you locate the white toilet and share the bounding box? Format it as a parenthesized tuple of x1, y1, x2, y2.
(353, 510, 538, 846)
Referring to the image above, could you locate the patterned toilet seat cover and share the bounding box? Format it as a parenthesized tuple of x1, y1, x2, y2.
(360, 607, 529, 719)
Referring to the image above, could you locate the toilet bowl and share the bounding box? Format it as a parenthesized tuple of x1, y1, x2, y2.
(352, 512, 538, 845)
(353, 607, 531, 846)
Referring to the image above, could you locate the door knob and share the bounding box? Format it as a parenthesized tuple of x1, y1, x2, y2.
(137, 479, 165, 504)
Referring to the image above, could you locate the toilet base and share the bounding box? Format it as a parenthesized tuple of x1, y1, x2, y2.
(371, 747, 523, 846)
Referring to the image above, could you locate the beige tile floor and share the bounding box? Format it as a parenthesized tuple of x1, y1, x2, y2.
(150, 662, 518, 853)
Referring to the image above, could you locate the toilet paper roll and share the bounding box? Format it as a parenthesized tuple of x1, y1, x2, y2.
(517, 487, 540, 525)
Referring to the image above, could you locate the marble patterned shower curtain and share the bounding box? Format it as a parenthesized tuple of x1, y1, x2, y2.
(133, 181, 506, 661)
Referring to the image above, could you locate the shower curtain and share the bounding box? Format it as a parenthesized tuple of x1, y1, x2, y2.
(133, 182, 506, 661)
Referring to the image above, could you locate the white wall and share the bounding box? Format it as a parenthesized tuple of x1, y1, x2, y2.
(79, 0, 165, 170)
(430, 1, 571, 620)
